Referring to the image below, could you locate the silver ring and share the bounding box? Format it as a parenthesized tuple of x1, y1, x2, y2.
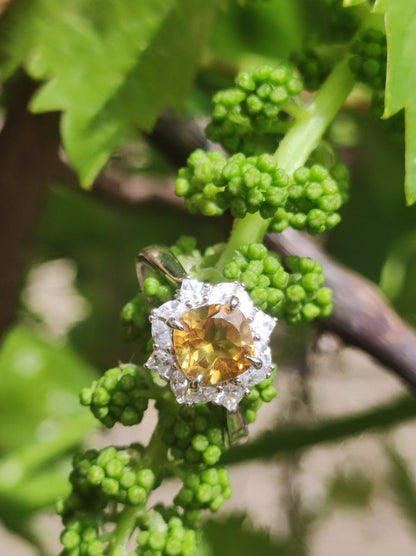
(136, 244, 187, 291)
(137, 245, 277, 442)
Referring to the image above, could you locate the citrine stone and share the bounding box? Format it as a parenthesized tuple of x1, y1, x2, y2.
(172, 304, 254, 385)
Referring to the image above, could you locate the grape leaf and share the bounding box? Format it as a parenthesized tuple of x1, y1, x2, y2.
(0, 0, 216, 187)
(375, 0, 416, 204)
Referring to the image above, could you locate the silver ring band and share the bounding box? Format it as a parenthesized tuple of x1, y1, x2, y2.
(136, 245, 187, 292)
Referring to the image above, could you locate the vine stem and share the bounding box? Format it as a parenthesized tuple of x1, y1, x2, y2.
(215, 54, 356, 272)
(107, 424, 168, 555)
(107, 505, 144, 555)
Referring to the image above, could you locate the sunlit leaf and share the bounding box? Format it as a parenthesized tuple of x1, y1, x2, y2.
(0, 0, 217, 187)
(375, 0, 416, 204)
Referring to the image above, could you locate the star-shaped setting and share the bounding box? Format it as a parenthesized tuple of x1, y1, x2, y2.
(145, 279, 276, 411)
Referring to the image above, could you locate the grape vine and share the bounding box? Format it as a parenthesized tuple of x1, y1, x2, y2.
(55, 4, 393, 556)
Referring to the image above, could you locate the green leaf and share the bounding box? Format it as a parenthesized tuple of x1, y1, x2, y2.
(386, 445, 416, 533)
(0, 325, 95, 451)
(203, 514, 283, 556)
(0, 0, 216, 187)
(375, 0, 416, 204)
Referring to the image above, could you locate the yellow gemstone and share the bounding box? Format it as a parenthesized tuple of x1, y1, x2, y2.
(172, 303, 254, 386)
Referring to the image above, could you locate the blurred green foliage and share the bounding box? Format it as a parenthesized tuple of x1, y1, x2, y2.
(0, 326, 94, 452)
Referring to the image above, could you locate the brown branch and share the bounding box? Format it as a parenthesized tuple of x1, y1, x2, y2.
(90, 174, 184, 210)
(0, 75, 62, 338)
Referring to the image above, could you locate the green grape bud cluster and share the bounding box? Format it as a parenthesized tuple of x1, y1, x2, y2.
(158, 402, 225, 467)
(136, 512, 198, 556)
(121, 292, 151, 342)
(292, 0, 360, 91)
(350, 28, 387, 91)
(325, 0, 360, 41)
(174, 467, 232, 516)
(291, 36, 333, 92)
(67, 446, 155, 509)
(176, 149, 349, 234)
(223, 243, 333, 324)
(349, 29, 404, 138)
(79, 364, 150, 427)
(205, 63, 303, 155)
(240, 366, 277, 424)
(60, 518, 104, 556)
(268, 162, 349, 234)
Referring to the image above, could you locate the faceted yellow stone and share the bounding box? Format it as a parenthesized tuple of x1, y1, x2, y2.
(172, 303, 254, 386)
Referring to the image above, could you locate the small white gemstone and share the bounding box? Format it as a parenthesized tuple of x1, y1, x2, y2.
(241, 366, 266, 387)
(183, 387, 212, 405)
(250, 310, 276, 340)
(235, 289, 255, 318)
(176, 279, 205, 305)
(214, 382, 244, 411)
(257, 345, 272, 369)
(208, 282, 237, 305)
(145, 351, 176, 380)
(154, 300, 187, 320)
(170, 369, 189, 401)
(151, 318, 172, 349)
(239, 342, 273, 387)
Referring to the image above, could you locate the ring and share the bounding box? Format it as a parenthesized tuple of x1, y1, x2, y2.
(136, 244, 187, 290)
(137, 245, 277, 418)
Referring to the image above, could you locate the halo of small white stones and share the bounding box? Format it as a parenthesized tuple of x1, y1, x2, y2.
(144, 279, 276, 411)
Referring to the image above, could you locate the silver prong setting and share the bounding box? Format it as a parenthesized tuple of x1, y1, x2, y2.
(228, 295, 240, 311)
(190, 374, 204, 389)
(246, 355, 263, 369)
(166, 317, 185, 331)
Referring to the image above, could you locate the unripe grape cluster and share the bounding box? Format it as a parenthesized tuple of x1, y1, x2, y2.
(121, 292, 151, 343)
(158, 402, 225, 467)
(223, 243, 333, 324)
(136, 511, 199, 556)
(64, 446, 154, 512)
(350, 28, 386, 91)
(292, 0, 360, 90)
(291, 36, 333, 92)
(267, 162, 349, 234)
(240, 365, 277, 423)
(174, 467, 232, 516)
(60, 518, 104, 556)
(176, 149, 349, 234)
(205, 63, 303, 155)
(79, 364, 150, 427)
(350, 28, 404, 138)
